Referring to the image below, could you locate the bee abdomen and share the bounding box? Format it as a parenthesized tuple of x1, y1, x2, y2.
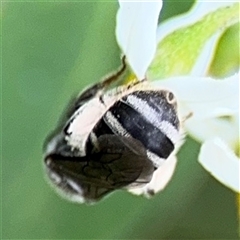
(102, 91, 180, 167)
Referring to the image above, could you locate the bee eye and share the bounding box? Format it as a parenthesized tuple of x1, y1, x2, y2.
(166, 91, 175, 104)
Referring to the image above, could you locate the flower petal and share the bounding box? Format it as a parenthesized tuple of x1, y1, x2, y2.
(152, 73, 238, 116)
(128, 155, 177, 197)
(186, 113, 239, 151)
(199, 138, 240, 193)
(116, 0, 162, 79)
(152, 73, 239, 147)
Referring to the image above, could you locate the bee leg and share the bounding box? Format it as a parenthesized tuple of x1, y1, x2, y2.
(100, 55, 127, 88)
(182, 112, 193, 122)
(76, 55, 127, 103)
(127, 155, 177, 198)
(66, 55, 126, 114)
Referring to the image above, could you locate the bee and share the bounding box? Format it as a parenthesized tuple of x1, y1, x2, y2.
(44, 57, 182, 204)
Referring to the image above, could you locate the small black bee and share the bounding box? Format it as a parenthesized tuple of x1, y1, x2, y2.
(44, 57, 182, 203)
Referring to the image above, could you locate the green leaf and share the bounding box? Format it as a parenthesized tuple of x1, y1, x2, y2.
(209, 22, 240, 77)
(148, 3, 239, 79)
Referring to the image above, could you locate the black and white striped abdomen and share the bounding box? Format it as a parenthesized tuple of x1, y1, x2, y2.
(93, 90, 181, 167)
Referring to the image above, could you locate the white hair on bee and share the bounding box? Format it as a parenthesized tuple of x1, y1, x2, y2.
(125, 94, 162, 119)
(65, 96, 109, 155)
(125, 94, 180, 143)
(104, 111, 130, 137)
(45, 134, 61, 157)
(46, 169, 86, 203)
(48, 170, 62, 185)
(146, 150, 166, 168)
(58, 186, 85, 204)
(65, 194, 85, 204)
(89, 132, 100, 150)
(66, 179, 83, 194)
(158, 120, 181, 144)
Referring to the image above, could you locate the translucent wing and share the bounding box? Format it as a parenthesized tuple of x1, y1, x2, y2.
(44, 133, 154, 203)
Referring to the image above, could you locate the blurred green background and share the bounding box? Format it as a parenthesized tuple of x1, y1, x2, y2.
(2, 1, 238, 239)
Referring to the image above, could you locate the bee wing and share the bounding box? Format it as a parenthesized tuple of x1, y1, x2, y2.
(127, 154, 177, 197)
(93, 134, 155, 186)
(44, 133, 154, 203)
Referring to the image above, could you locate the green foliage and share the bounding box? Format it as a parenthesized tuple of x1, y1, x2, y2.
(148, 2, 239, 79)
(2, 1, 238, 239)
(210, 23, 240, 77)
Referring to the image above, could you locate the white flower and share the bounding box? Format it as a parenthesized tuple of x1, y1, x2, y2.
(199, 138, 239, 193)
(157, 73, 240, 193)
(116, 0, 240, 195)
(116, 0, 163, 80)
